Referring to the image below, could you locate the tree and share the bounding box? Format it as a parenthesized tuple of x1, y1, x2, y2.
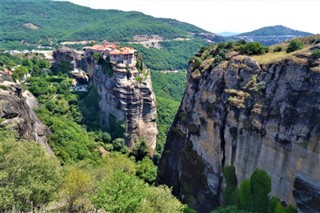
(90, 171, 146, 212)
(239, 179, 255, 212)
(136, 157, 157, 184)
(134, 137, 148, 161)
(220, 167, 297, 213)
(137, 185, 183, 213)
(22, 58, 33, 71)
(286, 40, 304, 53)
(12, 65, 28, 81)
(0, 129, 62, 212)
(250, 169, 271, 212)
(60, 167, 93, 212)
(222, 166, 238, 206)
(240, 42, 268, 55)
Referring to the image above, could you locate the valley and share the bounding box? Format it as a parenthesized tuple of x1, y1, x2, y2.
(0, 0, 319, 212)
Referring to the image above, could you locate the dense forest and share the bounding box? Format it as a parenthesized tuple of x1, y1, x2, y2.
(0, 0, 208, 50)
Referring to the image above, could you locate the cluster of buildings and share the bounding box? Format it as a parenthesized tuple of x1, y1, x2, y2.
(83, 41, 138, 66)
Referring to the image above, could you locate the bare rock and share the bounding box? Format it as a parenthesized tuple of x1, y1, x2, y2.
(157, 45, 320, 212)
(93, 67, 158, 154)
(0, 71, 53, 154)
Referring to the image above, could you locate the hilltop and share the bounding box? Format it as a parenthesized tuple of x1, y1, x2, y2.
(227, 25, 313, 46)
(0, 0, 223, 49)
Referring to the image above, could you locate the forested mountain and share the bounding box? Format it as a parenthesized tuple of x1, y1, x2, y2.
(0, 0, 222, 48)
(227, 25, 313, 45)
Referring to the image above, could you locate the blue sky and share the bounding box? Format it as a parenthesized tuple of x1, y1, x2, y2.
(68, 0, 320, 34)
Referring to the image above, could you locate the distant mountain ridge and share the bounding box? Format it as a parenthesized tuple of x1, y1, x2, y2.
(0, 0, 224, 49)
(218, 32, 239, 37)
(226, 25, 313, 46)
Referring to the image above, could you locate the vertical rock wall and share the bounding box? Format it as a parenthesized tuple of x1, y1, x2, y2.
(158, 45, 320, 212)
(52, 47, 158, 153)
(93, 67, 158, 153)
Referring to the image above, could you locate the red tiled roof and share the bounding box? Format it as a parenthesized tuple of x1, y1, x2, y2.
(84, 42, 136, 56)
(109, 47, 137, 55)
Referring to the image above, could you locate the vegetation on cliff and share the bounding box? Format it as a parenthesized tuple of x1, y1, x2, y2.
(216, 166, 297, 213)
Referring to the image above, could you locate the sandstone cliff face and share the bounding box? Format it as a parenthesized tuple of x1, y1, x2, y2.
(92, 66, 158, 153)
(158, 45, 320, 212)
(0, 71, 52, 154)
(53, 47, 158, 153)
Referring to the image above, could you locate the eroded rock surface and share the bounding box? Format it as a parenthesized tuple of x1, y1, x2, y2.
(157, 45, 320, 212)
(0, 72, 52, 154)
(92, 66, 158, 153)
(53, 47, 158, 153)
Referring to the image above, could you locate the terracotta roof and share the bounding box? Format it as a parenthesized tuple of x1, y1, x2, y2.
(109, 47, 137, 55)
(84, 43, 119, 51)
(84, 42, 136, 56)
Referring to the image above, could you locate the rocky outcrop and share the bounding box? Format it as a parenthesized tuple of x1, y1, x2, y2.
(0, 71, 52, 154)
(92, 65, 158, 153)
(157, 44, 320, 212)
(52, 47, 158, 153)
(53, 47, 83, 72)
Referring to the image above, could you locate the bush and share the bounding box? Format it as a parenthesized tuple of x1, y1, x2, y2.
(221, 167, 297, 213)
(311, 49, 320, 58)
(273, 46, 282, 52)
(240, 42, 268, 55)
(222, 166, 238, 206)
(136, 157, 157, 184)
(286, 40, 304, 53)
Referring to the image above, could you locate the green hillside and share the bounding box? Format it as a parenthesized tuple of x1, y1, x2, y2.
(238, 25, 312, 36)
(227, 25, 313, 46)
(0, 0, 210, 48)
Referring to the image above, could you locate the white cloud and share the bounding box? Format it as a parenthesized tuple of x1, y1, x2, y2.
(68, 0, 320, 34)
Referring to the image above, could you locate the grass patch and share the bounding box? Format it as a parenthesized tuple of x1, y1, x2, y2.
(252, 52, 288, 64)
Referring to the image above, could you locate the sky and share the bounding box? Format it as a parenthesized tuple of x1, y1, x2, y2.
(67, 0, 320, 34)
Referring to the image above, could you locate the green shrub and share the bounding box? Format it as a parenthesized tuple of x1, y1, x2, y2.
(136, 157, 157, 184)
(240, 42, 268, 55)
(311, 49, 320, 58)
(192, 56, 203, 70)
(222, 166, 238, 206)
(286, 40, 304, 53)
(220, 167, 297, 213)
(273, 46, 282, 52)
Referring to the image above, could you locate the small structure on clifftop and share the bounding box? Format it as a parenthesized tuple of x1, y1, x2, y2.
(83, 41, 138, 66)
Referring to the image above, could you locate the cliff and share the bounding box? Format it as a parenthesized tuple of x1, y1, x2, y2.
(157, 41, 320, 212)
(92, 65, 158, 153)
(0, 71, 52, 154)
(53, 47, 158, 153)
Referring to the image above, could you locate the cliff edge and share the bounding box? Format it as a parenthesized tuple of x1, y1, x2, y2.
(157, 38, 320, 212)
